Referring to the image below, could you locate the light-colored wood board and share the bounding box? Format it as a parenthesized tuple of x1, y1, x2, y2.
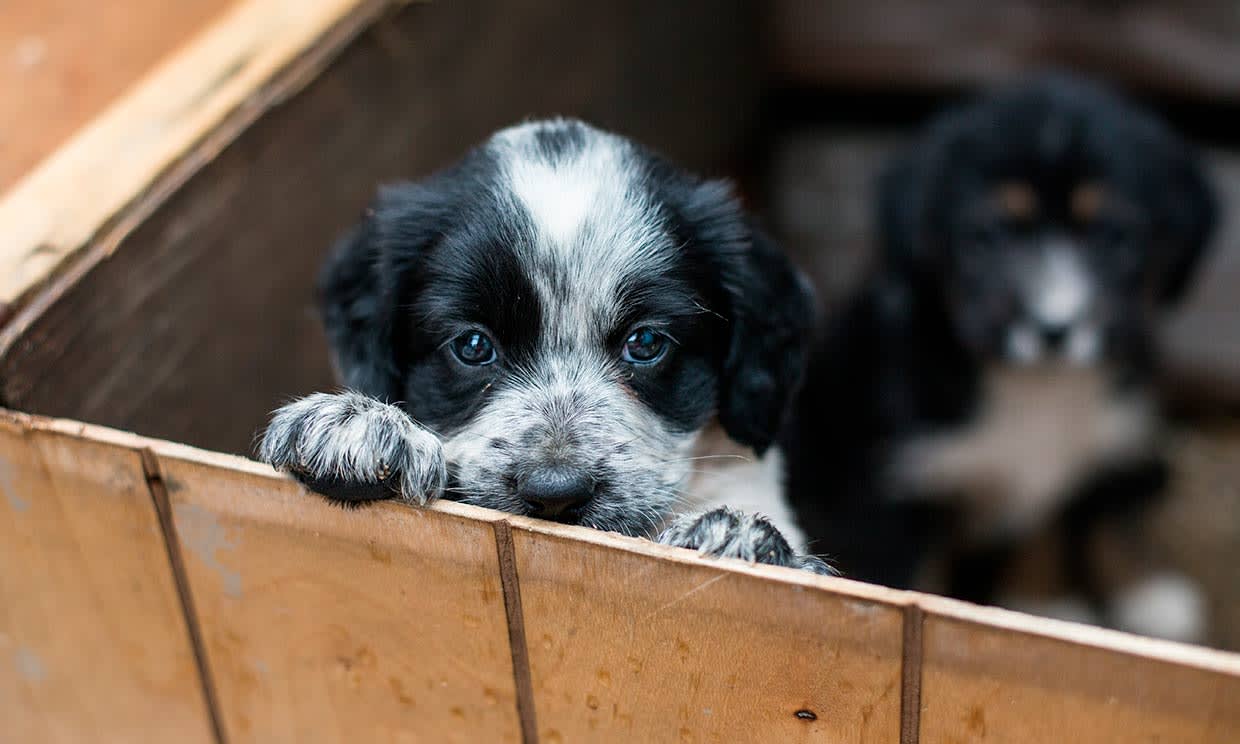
(156, 452, 522, 743)
(0, 0, 380, 312)
(0, 419, 215, 743)
(919, 598, 1240, 742)
(0, 0, 236, 195)
(11, 410, 1240, 743)
(510, 518, 907, 744)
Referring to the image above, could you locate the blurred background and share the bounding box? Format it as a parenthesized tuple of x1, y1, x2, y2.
(4, 1, 1237, 648)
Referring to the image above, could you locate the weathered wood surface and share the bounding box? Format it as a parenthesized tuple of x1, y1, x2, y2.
(767, 0, 1240, 102)
(3, 410, 1240, 741)
(0, 0, 235, 195)
(509, 518, 908, 743)
(917, 596, 1240, 742)
(0, 417, 215, 743)
(0, 0, 760, 455)
(0, 0, 381, 316)
(155, 449, 522, 743)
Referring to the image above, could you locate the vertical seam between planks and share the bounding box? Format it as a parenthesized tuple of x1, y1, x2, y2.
(139, 448, 229, 744)
(900, 601, 924, 744)
(492, 520, 539, 744)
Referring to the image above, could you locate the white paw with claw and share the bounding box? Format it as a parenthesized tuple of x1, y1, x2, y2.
(259, 391, 445, 505)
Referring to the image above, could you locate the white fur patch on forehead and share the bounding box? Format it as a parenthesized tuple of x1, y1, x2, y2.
(489, 119, 673, 271)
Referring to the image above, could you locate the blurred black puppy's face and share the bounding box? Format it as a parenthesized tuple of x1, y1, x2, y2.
(319, 119, 812, 535)
(889, 78, 1216, 365)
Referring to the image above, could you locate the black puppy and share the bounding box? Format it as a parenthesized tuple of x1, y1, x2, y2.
(782, 76, 1216, 639)
(259, 118, 831, 574)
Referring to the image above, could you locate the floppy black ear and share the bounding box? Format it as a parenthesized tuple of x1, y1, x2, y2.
(318, 183, 439, 401)
(1152, 144, 1217, 305)
(717, 220, 817, 454)
(318, 210, 400, 400)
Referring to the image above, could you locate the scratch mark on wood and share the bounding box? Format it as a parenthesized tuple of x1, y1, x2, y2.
(643, 573, 728, 622)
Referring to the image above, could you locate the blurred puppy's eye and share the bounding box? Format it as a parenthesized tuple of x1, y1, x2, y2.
(621, 327, 670, 365)
(451, 330, 497, 365)
(995, 182, 1038, 220)
(1071, 183, 1105, 223)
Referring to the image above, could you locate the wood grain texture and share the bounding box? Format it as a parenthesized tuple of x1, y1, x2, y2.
(0, 0, 235, 195)
(6, 410, 1240, 743)
(509, 518, 907, 744)
(767, 0, 1240, 102)
(918, 597, 1240, 743)
(0, 0, 759, 455)
(156, 452, 521, 743)
(0, 0, 377, 311)
(0, 418, 215, 743)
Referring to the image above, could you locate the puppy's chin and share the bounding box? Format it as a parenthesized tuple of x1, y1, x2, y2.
(1003, 324, 1102, 367)
(444, 478, 686, 537)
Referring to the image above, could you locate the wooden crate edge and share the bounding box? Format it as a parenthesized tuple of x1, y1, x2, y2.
(0, 0, 395, 327)
(3, 406, 1238, 685)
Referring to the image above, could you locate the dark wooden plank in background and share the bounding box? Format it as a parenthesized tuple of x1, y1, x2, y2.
(767, 0, 1240, 103)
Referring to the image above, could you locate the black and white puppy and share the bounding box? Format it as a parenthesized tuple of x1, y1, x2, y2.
(782, 76, 1217, 639)
(259, 118, 831, 574)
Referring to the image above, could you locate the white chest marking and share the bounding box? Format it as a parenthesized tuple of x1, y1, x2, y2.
(680, 435, 809, 553)
(894, 366, 1155, 539)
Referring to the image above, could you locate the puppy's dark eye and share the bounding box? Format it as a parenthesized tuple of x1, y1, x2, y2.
(621, 327, 669, 365)
(451, 330, 496, 366)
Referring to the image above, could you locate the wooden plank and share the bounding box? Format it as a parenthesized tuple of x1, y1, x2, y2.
(918, 596, 1240, 742)
(0, 0, 380, 314)
(155, 449, 522, 743)
(0, 0, 760, 455)
(767, 0, 1240, 102)
(0, 0, 235, 194)
(0, 415, 215, 743)
(8, 411, 1240, 742)
(509, 517, 907, 743)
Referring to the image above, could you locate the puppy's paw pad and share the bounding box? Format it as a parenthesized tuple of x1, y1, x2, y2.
(258, 391, 445, 505)
(659, 507, 836, 575)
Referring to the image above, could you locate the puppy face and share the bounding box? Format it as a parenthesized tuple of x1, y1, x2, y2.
(881, 77, 1216, 365)
(318, 119, 812, 536)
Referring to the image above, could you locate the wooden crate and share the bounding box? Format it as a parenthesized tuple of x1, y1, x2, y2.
(1, 2, 1238, 742)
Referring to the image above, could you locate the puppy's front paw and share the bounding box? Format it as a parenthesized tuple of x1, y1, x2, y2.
(258, 391, 445, 505)
(659, 507, 837, 575)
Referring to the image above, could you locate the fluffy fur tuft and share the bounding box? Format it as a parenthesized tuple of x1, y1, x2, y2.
(259, 391, 445, 505)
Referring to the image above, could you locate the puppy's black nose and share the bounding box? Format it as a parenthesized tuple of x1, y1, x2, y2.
(1040, 323, 1070, 351)
(518, 467, 594, 519)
